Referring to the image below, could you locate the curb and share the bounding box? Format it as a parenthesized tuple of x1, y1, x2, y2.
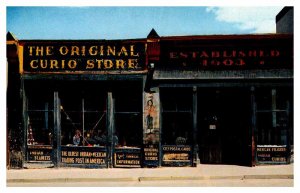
(243, 175, 293, 179)
(138, 175, 293, 181)
(7, 177, 136, 184)
(7, 175, 293, 184)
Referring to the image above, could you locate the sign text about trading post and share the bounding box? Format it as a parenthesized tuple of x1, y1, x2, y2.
(23, 43, 145, 72)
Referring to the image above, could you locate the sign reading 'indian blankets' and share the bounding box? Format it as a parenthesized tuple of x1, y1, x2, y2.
(21, 41, 145, 73)
(161, 37, 293, 69)
(28, 146, 52, 162)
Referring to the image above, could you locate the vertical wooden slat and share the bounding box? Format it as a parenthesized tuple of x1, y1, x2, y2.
(21, 78, 28, 166)
(192, 86, 198, 167)
(250, 86, 256, 166)
(158, 88, 163, 167)
(82, 98, 85, 139)
(107, 91, 115, 168)
(53, 91, 61, 167)
(286, 100, 291, 163)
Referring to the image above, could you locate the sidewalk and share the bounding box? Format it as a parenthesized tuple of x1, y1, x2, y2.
(6, 164, 294, 183)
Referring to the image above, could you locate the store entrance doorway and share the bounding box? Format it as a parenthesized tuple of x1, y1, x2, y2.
(198, 88, 251, 166)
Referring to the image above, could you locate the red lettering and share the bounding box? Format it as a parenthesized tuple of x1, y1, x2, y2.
(236, 59, 246, 66)
(211, 51, 220, 58)
(223, 59, 234, 66)
(210, 60, 220, 66)
(199, 51, 209, 58)
(170, 52, 178, 59)
(271, 50, 280, 57)
(179, 52, 188, 58)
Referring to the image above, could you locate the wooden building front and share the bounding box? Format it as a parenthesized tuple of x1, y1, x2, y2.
(150, 33, 293, 166)
(7, 31, 293, 169)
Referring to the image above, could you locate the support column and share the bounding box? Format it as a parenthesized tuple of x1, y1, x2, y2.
(192, 86, 198, 167)
(107, 91, 115, 168)
(250, 86, 256, 167)
(286, 100, 291, 163)
(53, 91, 61, 167)
(21, 78, 28, 167)
(143, 88, 160, 167)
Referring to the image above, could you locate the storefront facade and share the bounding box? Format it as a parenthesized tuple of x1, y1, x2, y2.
(7, 30, 293, 169)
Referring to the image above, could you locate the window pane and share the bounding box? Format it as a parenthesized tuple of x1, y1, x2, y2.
(26, 83, 53, 146)
(60, 85, 107, 146)
(161, 88, 192, 112)
(115, 113, 142, 147)
(162, 112, 192, 145)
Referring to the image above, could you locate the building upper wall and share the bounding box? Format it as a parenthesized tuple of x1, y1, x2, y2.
(276, 7, 294, 34)
(7, 33, 293, 81)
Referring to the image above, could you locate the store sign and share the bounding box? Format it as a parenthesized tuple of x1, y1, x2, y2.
(114, 148, 141, 168)
(162, 145, 192, 166)
(61, 146, 107, 166)
(143, 144, 159, 167)
(21, 41, 146, 73)
(257, 145, 288, 163)
(28, 146, 52, 162)
(161, 36, 293, 70)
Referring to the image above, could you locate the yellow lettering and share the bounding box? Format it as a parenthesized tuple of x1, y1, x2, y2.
(40, 60, 47, 69)
(71, 46, 80, 56)
(68, 60, 77, 69)
(104, 60, 113, 69)
(99, 46, 104, 56)
(130, 45, 139, 57)
(30, 60, 39, 69)
(59, 46, 69, 55)
(107, 46, 115, 56)
(118, 46, 128, 56)
(86, 60, 95, 69)
(128, 59, 137, 69)
(96, 59, 103, 69)
(81, 46, 86, 56)
(50, 60, 59, 69)
(61, 60, 66, 69)
(89, 46, 98, 56)
(28, 46, 35, 56)
(46, 46, 54, 56)
(36, 46, 44, 56)
(116, 60, 125, 69)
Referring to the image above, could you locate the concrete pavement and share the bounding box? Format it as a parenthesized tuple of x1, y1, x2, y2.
(6, 163, 293, 185)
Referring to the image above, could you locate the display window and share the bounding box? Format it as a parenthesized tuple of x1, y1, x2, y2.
(26, 83, 54, 146)
(256, 87, 292, 145)
(112, 84, 143, 168)
(256, 87, 293, 164)
(59, 82, 107, 147)
(25, 82, 54, 162)
(161, 88, 193, 145)
(160, 88, 193, 166)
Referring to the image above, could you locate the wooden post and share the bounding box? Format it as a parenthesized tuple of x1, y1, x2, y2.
(21, 78, 28, 167)
(53, 91, 61, 167)
(158, 88, 162, 167)
(107, 91, 115, 168)
(82, 98, 85, 139)
(250, 86, 256, 166)
(192, 86, 198, 167)
(286, 100, 291, 163)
